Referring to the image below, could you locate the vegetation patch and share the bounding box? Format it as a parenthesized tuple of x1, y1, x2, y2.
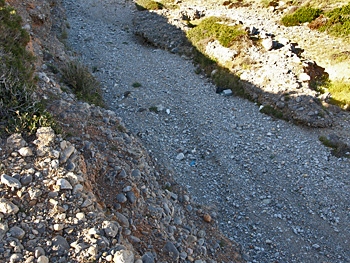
(318, 3, 350, 38)
(260, 0, 278, 8)
(187, 17, 247, 49)
(212, 68, 245, 96)
(159, 0, 179, 9)
(132, 82, 142, 88)
(0, 0, 56, 135)
(330, 51, 350, 62)
(319, 135, 350, 158)
(259, 105, 284, 119)
(325, 80, 350, 109)
(149, 106, 159, 113)
(135, 0, 164, 11)
(61, 61, 104, 107)
(281, 6, 322, 26)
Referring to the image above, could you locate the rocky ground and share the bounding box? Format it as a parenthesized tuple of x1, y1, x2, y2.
(0, 0, 244, 263)
(62, 0, 350, 262)
(1, 0, 350, 263)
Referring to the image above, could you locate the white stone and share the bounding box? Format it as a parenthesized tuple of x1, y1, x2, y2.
(262, 38, 274, 51)
(76, 212, 85, 220)
(53, 224, 64, 231)
(113, 250, 134, 263)
(88, 245, 98, 256)
(176, 153, 185, 160)
(36, 127, 55, 146)
(0, 198, 19, 215)
(18, 147, 33, 157)
(299, 73, 311, 82)
(222, 89, 233, 96)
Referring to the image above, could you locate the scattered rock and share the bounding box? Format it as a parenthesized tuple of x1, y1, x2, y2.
(1, 174, 22, 189)
(176, 153, 185, 160)
(0, 198, 19, 215)
(56, 178, 73, 190)
(9, 226, 26, 239)
(203, 213, 212, 223)
(113, 249, 134, 263)
(163, 241, 179, 261)
(52, 235, 70, 255)
(18, 147, 34, 157)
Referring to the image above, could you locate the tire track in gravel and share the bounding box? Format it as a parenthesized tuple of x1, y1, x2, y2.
(63, 0, 350, 262)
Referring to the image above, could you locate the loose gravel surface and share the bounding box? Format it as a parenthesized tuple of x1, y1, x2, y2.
(64, 0, 350, 262)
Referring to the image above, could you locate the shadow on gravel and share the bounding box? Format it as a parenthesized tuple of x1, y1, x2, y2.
(132, 9, 336, 128)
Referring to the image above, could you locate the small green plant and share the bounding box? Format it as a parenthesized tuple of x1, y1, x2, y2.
(132, 82, 142, 88)
(187, 17, 247, 49)
(281, 7, 322, 26)
(331, 51, 350, 63)
(117, 125, 127, 133)
(261, 0, 278, 8)
(135, 0, 164, 11)
(212, 68, 245, 97)
(149, 106, 159, 113)
(61, 61, 105, 107)
(318, 3, 350, 38)
(109, 145, 119, 151)
(160, 0, 179, 9)
(219, 239, 227, 248)
(319, 135, 350, 158)
(260, 105, 284, 119)
(0, 0, 57, 136)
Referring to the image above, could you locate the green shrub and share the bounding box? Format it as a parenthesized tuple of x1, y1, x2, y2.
(212, 68, 245, 96)
(0, 1, 34, 81)
(331, 51, 350, 62)
(187, 17, 247, 49)
(319, 135, 350, 158)
(326, 80, 350, 109)
(135, 0, 164, 11)
(281, 7, 322, 26)
(261, 0, 278, 8)
(319, 3, 350, 38)
(61, 61, 104, 107)
(260, 105, 284, 119)
(132, 82, 142, 88)
(0, 1, 56, 135)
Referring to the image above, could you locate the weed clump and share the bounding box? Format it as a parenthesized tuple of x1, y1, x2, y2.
(187, 17, 247, 49)
(0, 0, 56, 135)
(325, 80, 350, 109)
(318, 3, 350, 38)
(132, 82, 142, 88)
(135, 0, 164, 11)
(259, 105, 284, 119)
(281, 7, 321, 26)
(61, 61, 104, 107)
(319, 135, 350, 158)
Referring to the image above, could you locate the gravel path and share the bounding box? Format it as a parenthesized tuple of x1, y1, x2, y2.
(63, 0, 350, 262)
